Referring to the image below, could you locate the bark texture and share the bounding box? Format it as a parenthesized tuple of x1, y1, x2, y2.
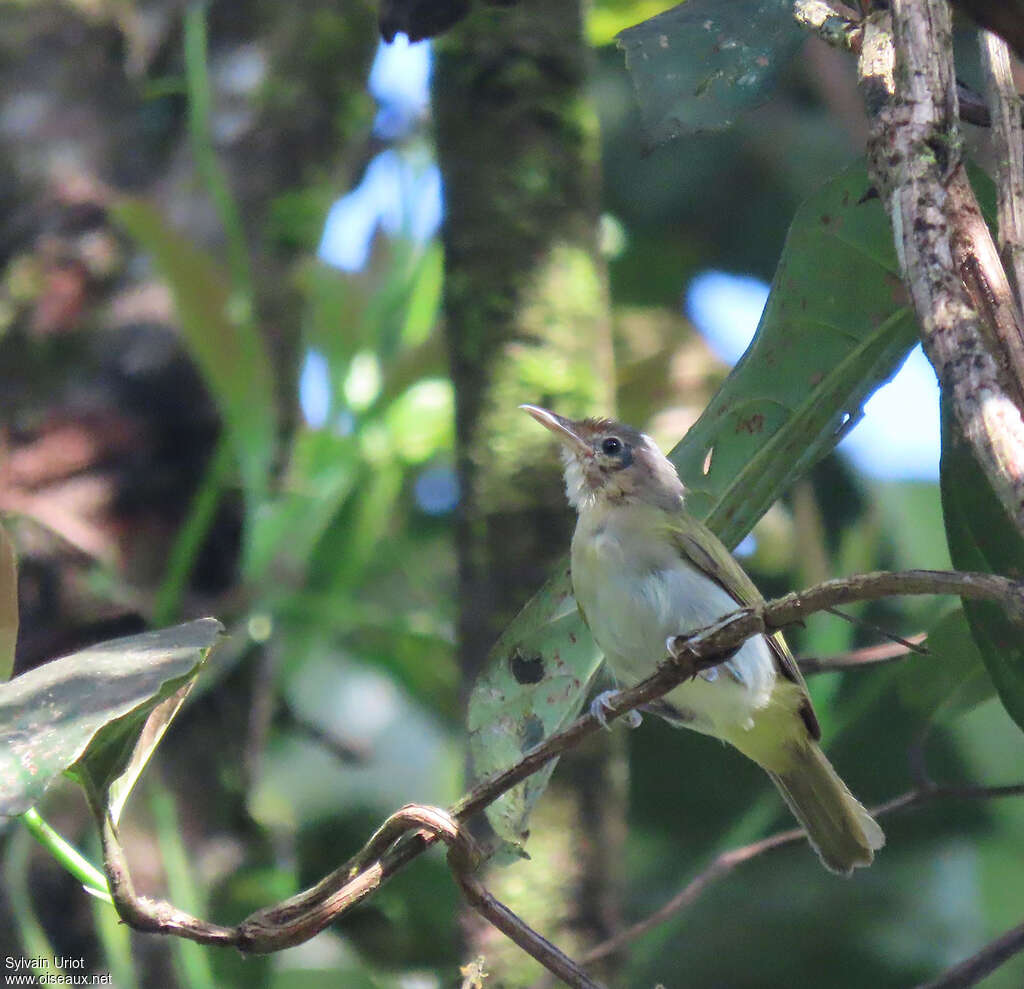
(858, 0, 1024, 536)
(433, 0, 622, 980)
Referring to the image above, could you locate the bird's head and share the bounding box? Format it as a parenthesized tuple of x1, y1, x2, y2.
(520, 405, 684, 512)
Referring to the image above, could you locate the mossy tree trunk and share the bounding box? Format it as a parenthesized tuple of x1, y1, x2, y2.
(434, 1, 625, 981)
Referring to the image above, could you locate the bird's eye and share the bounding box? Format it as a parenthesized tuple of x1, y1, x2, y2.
(601, 437, 622, 456)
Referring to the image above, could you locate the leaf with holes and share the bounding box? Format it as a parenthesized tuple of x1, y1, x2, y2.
(469, 162, 930, 848)
(618, 0, 804, 147)
(0, 620, 223, 818)
(468, 569, 602, 847)
(940, 400, 1024, 732)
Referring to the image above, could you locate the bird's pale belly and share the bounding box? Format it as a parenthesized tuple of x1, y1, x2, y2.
(571, 528, 777, 740)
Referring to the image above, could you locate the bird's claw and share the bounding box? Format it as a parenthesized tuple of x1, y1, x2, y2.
(589, 689, 642, 730)
(666, 635, 699, 679)
(666, 632, 726, 681)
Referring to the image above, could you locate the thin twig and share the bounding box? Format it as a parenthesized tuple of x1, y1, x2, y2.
(577, 781, 1024, 967)
(918, 916, 1024, 988)
(277, 699, 371, 765)
(792, 1, 1024, 132)
(980, 30, 1024, 316)
(97, 805, 235, 945)
(94, 570, 1024, 966)
(798, 633, 927, 673)
(823, 607, 930, 654)
(351, 807, 603, 989)
(454, 864, 605, 989)
(263, 804, 604, 989)
(575, 828, 803, 967)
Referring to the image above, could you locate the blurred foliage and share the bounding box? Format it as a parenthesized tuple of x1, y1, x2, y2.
(0, 523, 16, 681)
(0, 0, 1022, 987)
(942, 398, 1024, 731)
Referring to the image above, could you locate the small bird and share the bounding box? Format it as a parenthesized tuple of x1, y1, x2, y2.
(522, 405, 884, 874)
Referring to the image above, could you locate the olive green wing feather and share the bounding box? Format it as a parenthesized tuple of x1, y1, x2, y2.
(669, 516, 821, 740)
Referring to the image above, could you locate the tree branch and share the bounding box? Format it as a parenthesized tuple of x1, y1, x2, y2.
(980, 30, 1024, 316)
(94, 569, 1024, 981)
(793, 0, 1022, 130)
(575, 780, 1024, 970)
(858, 0, 1024, 535)
(798, 633, 927, 673)
(919, 916, 1024, 988)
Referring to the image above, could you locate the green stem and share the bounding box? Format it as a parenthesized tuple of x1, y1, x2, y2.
(91, 879, 140, 989)
(150, 782, 218, 989)
(153, 436, 233, 625)
(183, 2, 254, 313)
(21, 806, 112, 903)
(5, 827, 66, 979)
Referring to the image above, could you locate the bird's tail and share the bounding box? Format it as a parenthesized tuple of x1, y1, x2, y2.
(766, 741, 884, 875)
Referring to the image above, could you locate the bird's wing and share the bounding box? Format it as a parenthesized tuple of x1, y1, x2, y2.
(670, 517, 821, 740)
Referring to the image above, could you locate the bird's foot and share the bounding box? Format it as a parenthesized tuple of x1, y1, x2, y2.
(589, 690, 642, 730)
(665, 634, 699, 678)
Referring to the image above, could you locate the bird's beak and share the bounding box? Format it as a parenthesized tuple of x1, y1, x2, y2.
(519, 404, 592, 459)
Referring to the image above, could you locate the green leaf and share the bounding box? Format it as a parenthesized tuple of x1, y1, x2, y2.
(469, 162, 920, 846)
(111, 199, 276, 509)
(617, 0, 804, 147)
(0, 620, 222, 818)
(588, 1, 679, 46)
(897, 609, 995, 724)
(467, 570, 602, 845)
(940, 399, 1024, 732)
(675, 163, 918, 545)
(0, 520, 17, 682)
(385, 378, 455, 463)
(245, 430, 360, 584)
(401, 242, 444, 348)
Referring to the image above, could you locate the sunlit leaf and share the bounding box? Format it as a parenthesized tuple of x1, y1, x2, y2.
(470, 163, 923, 846)
(617, 0, 804, 147)
(401, 243, 444, 347)
(326, 460, 405, 589)
(587, 0, 678, 47)
(0, 620, 222, 817)
(386, 379, 454, 463)
(111, 199, 276, 509)
(940, 399, 1024, 732)
(245, 430, 360, 584)
(0, 521, 17, 682)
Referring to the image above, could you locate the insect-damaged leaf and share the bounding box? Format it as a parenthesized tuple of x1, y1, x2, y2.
(618, 0, 804, 147)
(468, 570, 602, 847)
(0, 620, 222, 818)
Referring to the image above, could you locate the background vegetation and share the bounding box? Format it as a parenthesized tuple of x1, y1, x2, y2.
(0, 0, 1022, 987)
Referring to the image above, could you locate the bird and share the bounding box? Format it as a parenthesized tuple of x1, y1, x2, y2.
(521, 404, 884, 874)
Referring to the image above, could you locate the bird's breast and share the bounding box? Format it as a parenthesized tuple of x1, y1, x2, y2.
(570, 507, 777, 721)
